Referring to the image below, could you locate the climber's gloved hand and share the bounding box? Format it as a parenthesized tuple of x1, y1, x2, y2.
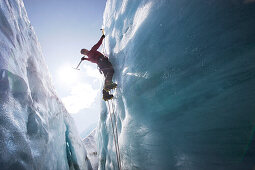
(81, 56, 87, 61)
(102, 34, 105, 39)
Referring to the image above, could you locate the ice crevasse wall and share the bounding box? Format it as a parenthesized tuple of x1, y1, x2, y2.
(97, 0, 255, 169)
(0, 0, 91, 169)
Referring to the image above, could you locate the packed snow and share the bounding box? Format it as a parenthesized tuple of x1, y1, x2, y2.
(97, 0, 255, 169)
(0, 0, 91, 169)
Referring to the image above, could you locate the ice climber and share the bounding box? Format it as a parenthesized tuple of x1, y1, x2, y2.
(80, 34, 117, 101)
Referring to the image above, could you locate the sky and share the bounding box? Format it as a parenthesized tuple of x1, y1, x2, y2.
(23, 0, 107, 135)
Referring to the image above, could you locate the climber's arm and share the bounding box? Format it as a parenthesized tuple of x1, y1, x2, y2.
(91, 35, 105, 51)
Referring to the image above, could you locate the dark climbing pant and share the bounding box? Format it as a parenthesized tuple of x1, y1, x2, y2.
(97, 57, 114, 85)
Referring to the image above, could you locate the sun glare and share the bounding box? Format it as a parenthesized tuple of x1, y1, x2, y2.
(83, 65, 103, 80)
(62, 83, 98, 114)
(56, 64, 103, 114)
(57, 65, 79, 84)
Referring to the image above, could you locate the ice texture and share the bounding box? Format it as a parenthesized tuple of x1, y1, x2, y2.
(97, 0, 255, 169)
(83, 129, 99, 170)
(0, 0, 91, 169)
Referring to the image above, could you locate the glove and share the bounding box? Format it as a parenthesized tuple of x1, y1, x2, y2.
(102, 34, 105, 39)
(81, 57, 86, 61)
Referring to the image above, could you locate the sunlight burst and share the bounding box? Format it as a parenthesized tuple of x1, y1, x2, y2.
(57, 65, 79, 84)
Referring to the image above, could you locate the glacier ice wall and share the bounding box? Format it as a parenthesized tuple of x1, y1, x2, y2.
(97, 0, 255, 169)
(83, 129, 99, 170)
(0, 0, 91, 169)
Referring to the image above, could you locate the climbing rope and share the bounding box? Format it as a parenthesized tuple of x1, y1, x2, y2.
(101, 28, 122, 169)
(111, 101, 121, 166)
(107, 101, 122, 170)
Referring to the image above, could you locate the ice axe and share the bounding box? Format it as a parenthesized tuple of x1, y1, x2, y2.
(73, 59, 82, 70)
(100, 28, 106, 56)
(100, 28, 105, 35)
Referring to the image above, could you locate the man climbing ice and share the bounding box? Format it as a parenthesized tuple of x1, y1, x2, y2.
(80, 34, 117, 101)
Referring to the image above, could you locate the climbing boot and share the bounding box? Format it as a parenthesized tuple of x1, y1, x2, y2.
(103, 89, 114, 101)
(103, 94, 114, 101)
(104, 82, 117, 92)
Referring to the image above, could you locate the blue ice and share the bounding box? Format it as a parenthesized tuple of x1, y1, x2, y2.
(97, 0, 255, 169)
(0, 0, 91, 169)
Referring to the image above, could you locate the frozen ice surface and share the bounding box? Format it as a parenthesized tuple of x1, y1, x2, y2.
(97, 0, 255, 170)
(83, 129, 99, 170)
(0, 0, 91, 169)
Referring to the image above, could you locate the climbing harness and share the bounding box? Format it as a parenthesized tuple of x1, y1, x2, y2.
(107, 100, 122, 170)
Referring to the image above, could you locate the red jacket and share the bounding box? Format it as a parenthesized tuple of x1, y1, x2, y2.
(86, 36, 106, 64)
